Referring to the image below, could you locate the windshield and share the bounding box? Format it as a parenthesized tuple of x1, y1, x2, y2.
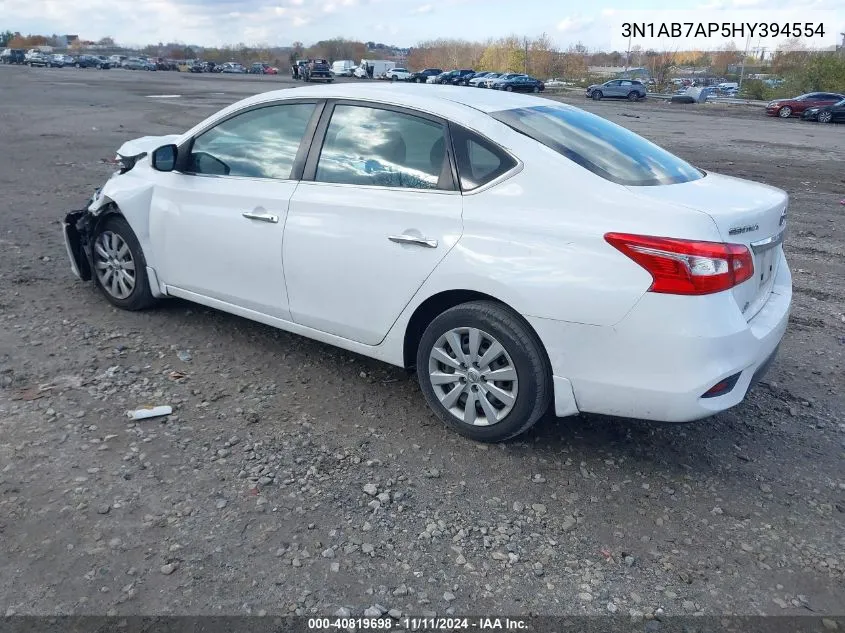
(492, 104, 704, 186)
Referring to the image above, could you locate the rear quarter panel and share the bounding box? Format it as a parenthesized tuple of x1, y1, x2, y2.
(418, 121, 725, 327)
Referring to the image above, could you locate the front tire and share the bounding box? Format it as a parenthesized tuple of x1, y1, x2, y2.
(92, 215, 157, 311)
(818, 111, 832, 123)
(592, 90, 603, 100)
(416, 301, 551, 443)
(505, 85, 513, 92)
(778, 106, 792, 118)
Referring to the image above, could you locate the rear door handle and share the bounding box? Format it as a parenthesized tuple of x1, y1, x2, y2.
(388, 234, 438, 248)
(242, 211, 279, 223)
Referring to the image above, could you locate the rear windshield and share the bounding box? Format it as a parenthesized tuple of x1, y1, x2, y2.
(492, 104, 703, 186)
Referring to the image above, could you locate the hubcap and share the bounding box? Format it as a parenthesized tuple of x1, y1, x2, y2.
(93, 231, 136, 299)
(428, 327, 519, 427)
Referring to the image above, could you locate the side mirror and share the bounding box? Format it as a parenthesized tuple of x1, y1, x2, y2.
(151, 144, 177, 172)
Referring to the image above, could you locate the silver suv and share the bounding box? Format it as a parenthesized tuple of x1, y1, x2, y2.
(586, 79, 647, 101)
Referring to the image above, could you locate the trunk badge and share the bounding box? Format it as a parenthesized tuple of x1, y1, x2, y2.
(779, 208, 787, 226)
(728, 224, 759, 236)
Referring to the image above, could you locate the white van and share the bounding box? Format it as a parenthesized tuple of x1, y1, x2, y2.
(331, 60, 355, 77)
(353, 59, 395, 79)
(717, 82, 738, 90)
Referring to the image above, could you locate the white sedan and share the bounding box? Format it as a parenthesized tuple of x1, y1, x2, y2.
(63, 83, 791, 442)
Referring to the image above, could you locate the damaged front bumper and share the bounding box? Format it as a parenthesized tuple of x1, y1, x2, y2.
(63, 209, 93, 280)
(62, 189, 104, 281)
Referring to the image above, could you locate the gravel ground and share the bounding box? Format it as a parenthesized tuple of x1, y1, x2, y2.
(0, 66, 843, 620)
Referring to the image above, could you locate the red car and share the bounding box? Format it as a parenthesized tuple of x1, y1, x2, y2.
(765, 92, 845, 118)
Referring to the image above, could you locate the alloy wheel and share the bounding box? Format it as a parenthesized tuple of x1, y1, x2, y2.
(778, 106, 792, 117)
(818, 111, 832, 123)
(428, 327, 519, 427)
(93, 230, 136, 300)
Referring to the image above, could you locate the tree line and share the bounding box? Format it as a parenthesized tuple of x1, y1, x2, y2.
(3, 29, 843, 93)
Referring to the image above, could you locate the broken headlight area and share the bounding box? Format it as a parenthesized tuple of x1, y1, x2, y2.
(117, 151, 146, 174)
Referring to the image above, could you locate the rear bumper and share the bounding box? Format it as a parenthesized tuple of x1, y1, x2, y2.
(531, 251, 792, 422)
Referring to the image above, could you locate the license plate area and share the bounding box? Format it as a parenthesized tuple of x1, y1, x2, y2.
(756, 248, 776, 288)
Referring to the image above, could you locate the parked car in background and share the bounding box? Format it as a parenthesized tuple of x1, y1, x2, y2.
(468, 72, 497, 87)
(47, 54, 73, 68)
(586, 79, 647, 101)
(765, 92, 845, 118)
(801, 98, 845, 124)
(486, 73, 524, 89)
(25, 51, 49, 67)
(63, 84, 791, 442)
(220, 62, 246, 74)
(1, 48, 26, 64)
(544, 78, 570, 88)
(122, 57, 151, 70)
(73, 55, 108, 69)
(247, 62, 266, 74)
(493, 75, 545, 93)
(446, 69, 476, 85)
(409, 68, 442, 83)
(387, 67, 412, 81)
(109, 55, 127, 67)
(150, 57, 176, 71)
(96, 56, 113, 69)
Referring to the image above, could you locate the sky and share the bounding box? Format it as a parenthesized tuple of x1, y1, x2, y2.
(1, 0, 843, 51)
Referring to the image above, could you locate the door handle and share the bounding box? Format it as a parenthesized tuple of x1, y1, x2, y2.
(388, 234, 438, 248)
(242, 211, 279, 223)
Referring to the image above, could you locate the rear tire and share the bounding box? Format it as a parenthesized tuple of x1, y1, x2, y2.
(91, 215, 157, 311)
(627, 91, 639, 101)
(416, 301, 551, 443)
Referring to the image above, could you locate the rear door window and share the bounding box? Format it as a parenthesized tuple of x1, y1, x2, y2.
(450, 126, 517, 191)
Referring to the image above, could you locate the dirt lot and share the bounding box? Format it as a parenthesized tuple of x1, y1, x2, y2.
(0, 66, 843, 619)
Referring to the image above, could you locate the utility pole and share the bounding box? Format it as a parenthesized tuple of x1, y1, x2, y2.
(624, 33, 631, 75)
(738, 33, 750, 89)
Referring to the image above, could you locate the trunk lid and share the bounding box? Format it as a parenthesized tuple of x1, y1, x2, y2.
(626, 172, 788, 320)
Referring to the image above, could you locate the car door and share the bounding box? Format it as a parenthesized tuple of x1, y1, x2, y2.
(797, 93, 823, 113)
(832, 102, 845, 122)
(284, 101, 463, 345)
(150, 100, 321, 320)
(604, 80, 621, 97)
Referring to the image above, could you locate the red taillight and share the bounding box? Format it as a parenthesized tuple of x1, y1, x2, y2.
(604, 233, 754, 295)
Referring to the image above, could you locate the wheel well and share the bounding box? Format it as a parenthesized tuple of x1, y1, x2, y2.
(402, 290, 551, 375)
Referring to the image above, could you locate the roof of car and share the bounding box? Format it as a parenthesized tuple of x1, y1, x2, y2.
(238, 83, 553, 115)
